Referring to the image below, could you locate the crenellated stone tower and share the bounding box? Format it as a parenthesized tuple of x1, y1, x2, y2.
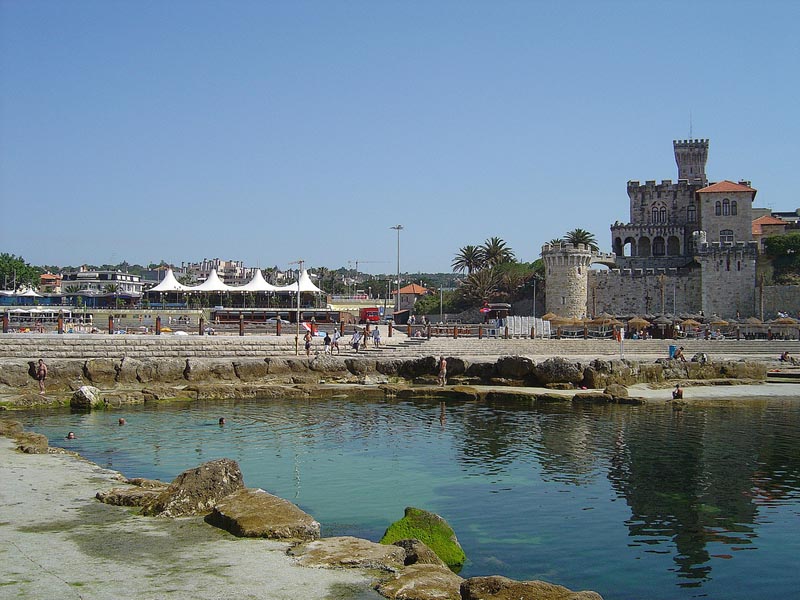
(541, 243, 615, 319)
(673, 138, 709, 184)
(542, 138, 760, 319)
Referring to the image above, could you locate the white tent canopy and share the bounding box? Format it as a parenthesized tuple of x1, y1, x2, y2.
(237, 269, 278, 293)
(16, 288, 43, 297)
(192, 269, 233, 292)
(272, 269, 324, 294)
(149, 268, 189, 292)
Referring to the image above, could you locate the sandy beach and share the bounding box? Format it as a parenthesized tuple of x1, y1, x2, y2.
(0, 436, 380, 600)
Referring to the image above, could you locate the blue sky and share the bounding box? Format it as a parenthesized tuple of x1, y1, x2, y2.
(1, 1, 798, 274)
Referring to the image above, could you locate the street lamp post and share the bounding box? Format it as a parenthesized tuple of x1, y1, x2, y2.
(390, 225, 403, 312)
(289, 259, 304, 355)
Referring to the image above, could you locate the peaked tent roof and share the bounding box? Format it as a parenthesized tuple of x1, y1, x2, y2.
(192, 269, 232, 292)
(149, 268, 189, 292)
(237, 270, 278, 292)
(272, 269, 324, 294)
(16, 287, 43, 297)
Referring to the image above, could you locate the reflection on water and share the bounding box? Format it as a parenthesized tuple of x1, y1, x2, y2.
(21, 395, 800, 600)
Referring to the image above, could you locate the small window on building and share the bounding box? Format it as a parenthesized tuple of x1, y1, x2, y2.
(720, 229, 734, 243)
(722, 198, 730, 216)
(687, 205, 697, 222)
(731, 200, 738, 215)
(715, 201, 722, 216)
(659, 207, 667, 223)
(651, 207, 659, 223)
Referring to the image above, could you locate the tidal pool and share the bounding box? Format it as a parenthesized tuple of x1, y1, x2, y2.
(21, 394, 800, 600)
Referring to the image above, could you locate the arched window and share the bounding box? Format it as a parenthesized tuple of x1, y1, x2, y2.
(731, 200, 738, 215)
(720, 229, 734, 243)
(659, 207, 667, 223)
(687, 205, 697, 222)
(715, 201, 722, 216)
(653, 237, 666, 256)
(667, 236, 681, 255)
(722, 198, 730, 216)
(651, 206, 660, 223)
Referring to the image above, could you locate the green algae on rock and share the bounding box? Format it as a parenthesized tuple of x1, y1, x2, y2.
(380, 506, 466, 569)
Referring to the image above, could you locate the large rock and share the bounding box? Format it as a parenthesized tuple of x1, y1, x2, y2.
(116, 357, 142, 384)
(0, 360, 34, 387)
(232, 359, 269, 381)
(15, 431, 48, 454)
(141, 458, 244, 518)
(392, 539, 447, 567)
(376, 563, 463, 600)
(205, 488, 320, 541)
(0, 419, 24, 437)
(289, 536, 406, 572)
(70, 386, 104, 409)
(399, 357, 438, 380)
(84, 358, 119, 384)
(96, 486, 166, 507)
(460, 576, 604, 600)
(496, 356, 534, 379)
(185, 359, 236, 381)
(533, 357, 585, 386)
(344, 358, 376, 376)
(139, 358, 187, 383)
(308, 354, 349, 373)
(380, 507, 466, 569)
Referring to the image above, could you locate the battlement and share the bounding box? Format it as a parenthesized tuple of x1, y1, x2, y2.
(593, 267, 678, 278)
(541, 243, 595, 254)
(627, 178, 701, 192)
(695, 241, 759, 255)
(673, 138, 709, 147)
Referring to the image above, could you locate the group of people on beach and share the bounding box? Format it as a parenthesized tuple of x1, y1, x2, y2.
(303, 325, 381, 356)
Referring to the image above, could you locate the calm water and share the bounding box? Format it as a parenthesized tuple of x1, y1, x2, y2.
(21, 395, 800, 600)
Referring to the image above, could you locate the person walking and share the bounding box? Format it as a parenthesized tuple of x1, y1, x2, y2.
(332, 329, 341, 354)
(372, 326, 381, 348)
(323, 332, 332, 354)
(437, 356, 447, 386)
(36, 358, 48, 395)
(303, 330, 313, 357)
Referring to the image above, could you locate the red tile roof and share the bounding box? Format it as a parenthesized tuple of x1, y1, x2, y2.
(397, 283, 428, 295)
(697, 180, 756, 194)
(752, 214, 788, 235)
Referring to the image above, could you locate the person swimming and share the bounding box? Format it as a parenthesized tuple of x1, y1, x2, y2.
(66, 431, 76, 439)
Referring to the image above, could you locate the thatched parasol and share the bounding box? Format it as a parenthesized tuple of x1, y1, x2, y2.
(590, 315, 622, 326)
(744, 317, 763, 325)
(628, 316, 651, 329)
(709, 316, 729, 326)
(542, 312, 558, 321)
(681, 318, 702, 328)
(772, 316, 798, 325)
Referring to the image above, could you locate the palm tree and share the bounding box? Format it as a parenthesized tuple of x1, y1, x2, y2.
(461, 269, 501, 304)
(482, 237, 515, 267)
(452, 245, 485, 274)
(564, 228, 599, 251)
(548, 238, 564, 246)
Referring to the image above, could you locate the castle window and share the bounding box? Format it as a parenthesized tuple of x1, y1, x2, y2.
(720, 229, 734, 243)
(651, 206, 659, 223)
(715, 201, 722, 215)
(732, 200, 738, 215)
(659, 207, 667, 223)
(737, 260, 742, 271)
(653, 237, 666, 256)
(722, 198, 730, 216)
(687, 205, 696, 222)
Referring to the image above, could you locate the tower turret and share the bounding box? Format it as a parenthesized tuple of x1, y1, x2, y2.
(673, 139, 709, 184)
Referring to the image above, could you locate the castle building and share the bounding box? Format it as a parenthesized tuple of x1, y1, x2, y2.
(543, 139, 759, 319)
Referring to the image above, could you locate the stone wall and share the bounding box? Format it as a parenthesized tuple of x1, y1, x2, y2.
(590, 268, 701, 317)
(762, 285, 800, 320)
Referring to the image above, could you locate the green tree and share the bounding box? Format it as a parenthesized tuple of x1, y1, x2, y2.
(460, 268, 502, 304)
(0, 253, 41, 290)
(482, 237, 515, 267)
(452, 245, 485, 274)
(763, 233, 800, 283)
(564, 228, 599, 251)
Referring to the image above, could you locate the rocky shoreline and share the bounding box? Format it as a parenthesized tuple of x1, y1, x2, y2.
(0, 354, 769, 409)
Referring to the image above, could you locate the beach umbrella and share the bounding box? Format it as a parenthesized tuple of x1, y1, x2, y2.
(681, 318, 702, 328)
(589, 315, 621, 326)
(744, 317, 763, 325)
(628, 316, 651, 329)
(542, 312, 558, 321)
(709, 316, 728, 326)
(772, 316, 798, 325)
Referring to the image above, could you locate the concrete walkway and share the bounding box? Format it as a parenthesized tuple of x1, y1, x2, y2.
(0, 437, 380, 600)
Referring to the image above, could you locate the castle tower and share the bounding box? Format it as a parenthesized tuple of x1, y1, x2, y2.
(541, 243, 595, 319)
(673, 139, 709, 184)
